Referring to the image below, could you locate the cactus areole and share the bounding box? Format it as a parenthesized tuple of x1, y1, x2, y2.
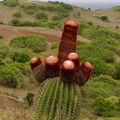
(30, 19, 94, 120)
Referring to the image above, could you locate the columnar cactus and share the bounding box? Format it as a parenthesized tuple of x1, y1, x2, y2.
(30, 19, 94, 120)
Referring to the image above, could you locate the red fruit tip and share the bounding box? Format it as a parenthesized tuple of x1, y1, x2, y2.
(62, 60, 75, 71)
(81, 61, 94, 72)
(67, 52, 80, 61)
(64, 19, 79, 28)
(44, 55, 59, 66)
(30, 56, 42, 69)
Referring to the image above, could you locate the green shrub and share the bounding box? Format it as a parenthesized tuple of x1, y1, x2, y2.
(0, 64, 24, 88)
(114, 62, 120, 80)
(115, 26, 119, 29)
(92, 96, 115, 117)
(38, 6, 46, 10)
(0, 41, 10, 59)
(92, 75, 117, 86)
(10, 19, 20, 26)
(0, 35, 3, 39)
(56, 6, 69, 18)
(3, 0, 18, 7)
(113, 6, 120, 12)
(0, 21, 4, 24)
(13, 62, 31, 76)
(26, 4, 38, 9)
(101, 16, 108, 21)
(9, 35, 47, 52)
(105, 64, 117, 78)
(10, 51, 30, 63)
(51, 42, 59, 49)
(52, 16, 62, 21)
(60, 2, 73, 10)
(36, 12, 48, 20)
(12, 12, 22, 18)
(25, 10, 34, 15)
(86, 57, 107, 75)
(46, 6, 56, 11)
(23, 93, 34, 109)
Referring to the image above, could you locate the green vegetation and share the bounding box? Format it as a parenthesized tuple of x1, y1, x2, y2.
(2, 0, 19, 7)
(113, 6, 120, 12)
(35, 12, 48, 21)
(9, 35, 47, 52)
(0, 35, 3, 39)
(12, 12, 22, 18)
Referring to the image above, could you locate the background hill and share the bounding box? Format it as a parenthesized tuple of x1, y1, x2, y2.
(0, 0, 120, 120)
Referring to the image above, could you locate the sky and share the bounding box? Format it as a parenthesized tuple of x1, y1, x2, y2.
(0, 0, 120, 2)
(39, 0, 120, 3)
(0, 0, 120, 3)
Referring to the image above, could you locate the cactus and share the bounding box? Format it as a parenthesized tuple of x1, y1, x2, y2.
(30, 19, 94, 120)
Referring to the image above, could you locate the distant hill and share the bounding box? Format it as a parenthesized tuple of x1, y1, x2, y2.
(0, 0, 120, 31)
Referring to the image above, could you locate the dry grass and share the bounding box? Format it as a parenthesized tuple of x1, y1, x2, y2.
(0, 107, 32, 120)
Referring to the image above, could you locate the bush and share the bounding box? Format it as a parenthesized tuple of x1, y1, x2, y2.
(36, 12, 48, 20)
(0, 35, 3, 39)
(25, 10, 34, 15)
(60, 2, 73, 10)
(3, 0, 19, 7)
(38, 6, 46, 10)
(56, 6, 69, 18)
(101, 16, 108, 21)
(115, 26, 119, 29)
(23, 93, 34, 109)
(46, 6, 56, 11)
(52, 16, 62, 21)
(10, 51, 30, 63)
(12, 12, 22, 18)
(114, 62, 120, 80)
(9, 35, 47, 53)
(0, 41, 10, 59)
(0, 65, 24, 88)
(92, 96, 115, 117)
(92, 75, 117, 86)
(114, 6, 120, 12)
(51, 42, 59, 49)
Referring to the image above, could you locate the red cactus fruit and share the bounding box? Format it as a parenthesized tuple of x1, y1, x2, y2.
(66, 52, 80, 71)
(44, 55, 60, 77)
(30, 56, 42, 69)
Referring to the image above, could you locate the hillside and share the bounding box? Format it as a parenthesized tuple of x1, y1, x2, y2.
(0, 0, 120, 120)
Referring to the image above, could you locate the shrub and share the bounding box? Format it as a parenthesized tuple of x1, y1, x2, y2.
(101, 16, 108, 21)
(92, 75, 117, 86)
(105, 64, 117, 78)
(0, 35, 3, 39)
(0, 21, 4, 24)
(46, 6, 56, 11)
(0, 65, 24, 88)
(3, 0, 19, 7)
(0, 41, 10, 59)
(52, 16, 62, 21)
(35, 12, 48, 20)
(38, 6, 46, 10)
(10, 51, 30, 63)
(12, 12, 22, 18)
(113, 6, 120, 12)
(51, 42, 59, 49)
(56, 6, 69, 18)
(25, 10, 34, 15)
(13, 62, 31, 76)
(92, 96, 115, 117)
(115, 26, 119, 29)
(114, 62, 120, 80)
(9, 35, 47, 52)
(23, 93, 34, 109)
(60, 2, 73, 10)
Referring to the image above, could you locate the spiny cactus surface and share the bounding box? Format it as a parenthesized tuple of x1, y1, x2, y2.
(30, 19, 94, 120)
